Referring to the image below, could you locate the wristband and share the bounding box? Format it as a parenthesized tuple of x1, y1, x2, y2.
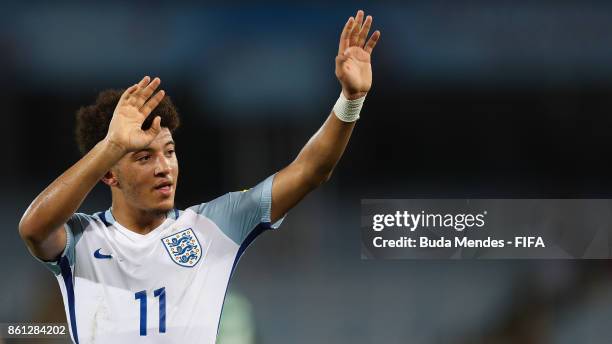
(333, 92, 365, 122)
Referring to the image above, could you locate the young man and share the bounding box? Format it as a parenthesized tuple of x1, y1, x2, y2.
(19, 10, 380, 343)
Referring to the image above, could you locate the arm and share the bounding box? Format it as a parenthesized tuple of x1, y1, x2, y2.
(19, 76, 166, 261)
(271, 10, 381, 222)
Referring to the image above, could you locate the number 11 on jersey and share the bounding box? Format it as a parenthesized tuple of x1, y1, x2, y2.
(134, 287, 166, 336)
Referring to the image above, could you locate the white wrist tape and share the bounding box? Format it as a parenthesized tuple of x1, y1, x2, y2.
(333, 92, 365, 122)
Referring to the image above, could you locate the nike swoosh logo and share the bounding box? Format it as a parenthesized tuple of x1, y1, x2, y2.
(93, 248, 112, 259)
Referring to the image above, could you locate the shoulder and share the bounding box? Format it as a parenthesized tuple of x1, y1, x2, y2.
(66, 211, 106, 231)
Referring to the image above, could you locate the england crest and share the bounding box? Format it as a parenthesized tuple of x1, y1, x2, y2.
(161, 228, 202, 267)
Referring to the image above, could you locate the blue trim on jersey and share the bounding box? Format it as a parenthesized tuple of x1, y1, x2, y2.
(96, 211, 110, 227)
(230, 222, 271, 274)
(173, 208, 179, 219)
(217, 222, 271, 337)
(59, 256, 79, 344)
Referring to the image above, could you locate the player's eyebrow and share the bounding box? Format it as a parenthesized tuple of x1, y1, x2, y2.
(131, 140, 176, 156)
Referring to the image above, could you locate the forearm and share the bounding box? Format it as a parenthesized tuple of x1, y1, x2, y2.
(271, 110, 356, 222)
(270, 10, 379, 222)
(19, 139, 125, 242)
(293, 111, 356, 185)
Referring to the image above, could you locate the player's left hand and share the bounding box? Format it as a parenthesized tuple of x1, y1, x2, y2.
(335, 10, 381, 100)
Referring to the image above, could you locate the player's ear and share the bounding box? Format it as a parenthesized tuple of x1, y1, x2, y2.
(101, 170, 119, 187)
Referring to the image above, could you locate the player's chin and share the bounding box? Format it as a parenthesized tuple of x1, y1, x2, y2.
(153, 199, 175, 212)
(150, 187, 175, 210)
(151, 193, 175, 210)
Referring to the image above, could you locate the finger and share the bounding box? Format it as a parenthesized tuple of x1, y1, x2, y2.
(338, 17, 354, 55)
(119, 84, 139, 102)
(138, 76, 150, 88)
(358, 15, 373, 47)
(135, 77, 161, 107)
(364, 31, 381, 55)
(355, 9, 364, 29)
(141, 89, 165, 116)
(128, 83, 139, 94)
(127, 76, 152, 105)
(130, 78, 161, 108)
(147, 116, 162, 135)
(349, 10, 364, 46)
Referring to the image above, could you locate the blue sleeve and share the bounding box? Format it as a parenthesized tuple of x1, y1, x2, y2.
(33, 213, 90, 275)
(189, 173, 286, 245)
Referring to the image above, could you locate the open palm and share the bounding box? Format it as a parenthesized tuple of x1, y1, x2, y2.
(335, 10, 381, 100)
(106, 76, 166, 152)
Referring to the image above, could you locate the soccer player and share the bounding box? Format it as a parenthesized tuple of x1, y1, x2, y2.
(19, 10, 380, 343)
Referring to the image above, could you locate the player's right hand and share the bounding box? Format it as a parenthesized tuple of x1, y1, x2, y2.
(105, 76, 165, 153)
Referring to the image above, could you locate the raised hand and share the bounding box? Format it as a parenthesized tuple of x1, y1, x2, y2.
(105, 76, 166, 153)
(335, 10, 381, 100)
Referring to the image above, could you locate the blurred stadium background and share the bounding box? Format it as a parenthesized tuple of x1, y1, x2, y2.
(2, 1, 612, 343)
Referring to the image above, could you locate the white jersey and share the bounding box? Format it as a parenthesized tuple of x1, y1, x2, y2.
(34, 174, 284, 344)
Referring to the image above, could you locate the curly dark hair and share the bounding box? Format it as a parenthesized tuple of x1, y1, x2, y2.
(75, 89, 180, 155)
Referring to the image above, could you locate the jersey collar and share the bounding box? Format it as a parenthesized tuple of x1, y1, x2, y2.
(99, 207, 180, 227)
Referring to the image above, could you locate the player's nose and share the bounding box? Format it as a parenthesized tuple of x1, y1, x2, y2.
(154, 155, 172, 176)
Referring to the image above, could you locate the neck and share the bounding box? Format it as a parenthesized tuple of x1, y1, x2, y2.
(111, 197, 167, 235)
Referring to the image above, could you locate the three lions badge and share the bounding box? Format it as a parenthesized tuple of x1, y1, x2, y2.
(161, 228, 202, 267)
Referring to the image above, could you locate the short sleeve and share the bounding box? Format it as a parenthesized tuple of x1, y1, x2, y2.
(33, 213, 90, 275)
(189, 173, 286, 245)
